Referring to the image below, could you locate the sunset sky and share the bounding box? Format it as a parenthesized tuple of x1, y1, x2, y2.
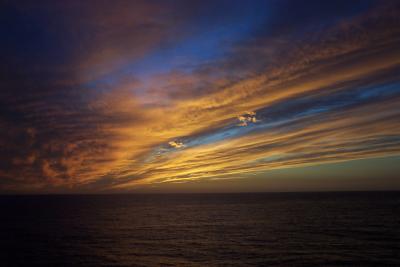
(1, 0, 400, 193)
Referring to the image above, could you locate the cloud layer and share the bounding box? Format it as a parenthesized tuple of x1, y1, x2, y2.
(1, 0, 400, 192)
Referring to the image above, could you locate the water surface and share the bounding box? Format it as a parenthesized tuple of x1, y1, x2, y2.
(1, 192, 399, 266)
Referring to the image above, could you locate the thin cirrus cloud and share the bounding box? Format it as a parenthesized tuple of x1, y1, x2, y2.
(0, 0, 400, 192)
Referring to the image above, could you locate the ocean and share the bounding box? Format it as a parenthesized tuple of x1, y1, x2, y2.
(0, 192, 399, 266)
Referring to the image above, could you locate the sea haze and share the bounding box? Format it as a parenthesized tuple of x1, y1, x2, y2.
(1, 192, 399, 266)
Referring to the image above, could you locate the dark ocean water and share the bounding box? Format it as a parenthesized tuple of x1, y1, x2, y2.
(0, 192, 399, 266)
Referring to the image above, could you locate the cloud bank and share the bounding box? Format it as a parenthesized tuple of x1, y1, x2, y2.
(1, 0, 400, 192)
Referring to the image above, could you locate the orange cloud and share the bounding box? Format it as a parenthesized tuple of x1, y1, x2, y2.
(1, 1, 400, 192)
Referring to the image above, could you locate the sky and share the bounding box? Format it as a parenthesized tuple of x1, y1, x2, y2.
(1, 0, 400, 193)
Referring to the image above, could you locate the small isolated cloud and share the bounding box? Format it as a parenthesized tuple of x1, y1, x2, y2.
(237, 111, 258, 126)
(168, 140, 185, 148)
